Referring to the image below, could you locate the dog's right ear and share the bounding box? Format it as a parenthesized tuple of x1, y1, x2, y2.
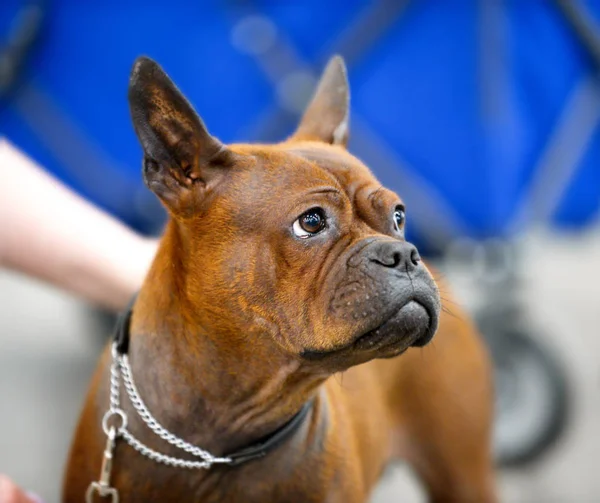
(289, 56, 350, 147)
(129, 56, 235, 216)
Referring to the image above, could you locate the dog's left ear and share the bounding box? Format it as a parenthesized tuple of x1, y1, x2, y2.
(128, 56, 237, 216)
(290, 55, 350, 146)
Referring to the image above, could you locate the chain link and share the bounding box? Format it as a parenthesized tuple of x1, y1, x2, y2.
(120, 430, 211, 469)
(109, 345, 121, 411)
(119, 353, 231, 465)
(107, 343, 232, 469)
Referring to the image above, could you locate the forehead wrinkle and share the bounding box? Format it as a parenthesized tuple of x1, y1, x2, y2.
(231, 145, 344, 186)
(214, 147, 348, 226)
(227, 145, 405, 224)
(368, 185, 403, 208)
(283, 145, 374, 186)
(283, 144, 384, 206)
(282, 145, 407, 233)
(262, 149, 347, 192)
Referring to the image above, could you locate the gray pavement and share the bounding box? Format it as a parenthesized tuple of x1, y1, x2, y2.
(1, 231, 599, 502)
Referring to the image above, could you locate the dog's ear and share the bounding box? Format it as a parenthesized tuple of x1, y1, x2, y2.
(290, 55, 350, 146)
(129, 56, 235, 215)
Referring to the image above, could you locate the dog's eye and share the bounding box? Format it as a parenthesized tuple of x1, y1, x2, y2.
(393, 206, 405, 231)
(293, 208, 327, 238)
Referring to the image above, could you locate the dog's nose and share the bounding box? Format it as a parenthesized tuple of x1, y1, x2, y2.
(368, 241, 421, 272)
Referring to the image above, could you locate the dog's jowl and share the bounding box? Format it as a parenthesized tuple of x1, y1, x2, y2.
(63, 56, 497, 503)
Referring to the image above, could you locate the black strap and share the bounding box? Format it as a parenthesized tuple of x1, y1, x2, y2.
(112, 297, 313, 466)
(113, 295, 136, 354)
(226, 399, 313, 466)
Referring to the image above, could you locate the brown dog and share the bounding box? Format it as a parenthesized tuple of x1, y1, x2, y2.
(64, 56, 496, 503)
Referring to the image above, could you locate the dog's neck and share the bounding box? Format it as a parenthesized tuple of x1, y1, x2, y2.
(126, 222, 324, 456)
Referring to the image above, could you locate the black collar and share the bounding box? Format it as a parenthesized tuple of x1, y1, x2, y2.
(112, 298, 313, 466)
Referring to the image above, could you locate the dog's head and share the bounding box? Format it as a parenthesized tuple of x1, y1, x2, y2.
(129, 56, 440, 372)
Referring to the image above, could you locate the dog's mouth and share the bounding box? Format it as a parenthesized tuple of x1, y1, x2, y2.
(353, 300, 433, 352)
(301, 298, 437, 362)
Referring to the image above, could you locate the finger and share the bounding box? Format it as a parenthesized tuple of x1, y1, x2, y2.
(0, 475, 41, 503)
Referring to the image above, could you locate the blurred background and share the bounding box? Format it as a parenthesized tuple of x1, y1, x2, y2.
(1, 0, 599, 502)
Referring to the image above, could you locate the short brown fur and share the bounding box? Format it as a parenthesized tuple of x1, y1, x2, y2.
(64, 56, 496, 503)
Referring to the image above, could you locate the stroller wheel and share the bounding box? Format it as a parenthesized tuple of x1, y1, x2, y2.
(483, 324, 570, 467)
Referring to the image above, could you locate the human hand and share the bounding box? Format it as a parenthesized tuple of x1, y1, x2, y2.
(0, 138, 159, 311)
(0, 475, 42, 503)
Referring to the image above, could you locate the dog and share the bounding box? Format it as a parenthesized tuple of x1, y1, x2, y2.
(63, 56, 496, 503)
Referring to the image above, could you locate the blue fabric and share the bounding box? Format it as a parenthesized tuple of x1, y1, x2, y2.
(1, 0, 598, 240)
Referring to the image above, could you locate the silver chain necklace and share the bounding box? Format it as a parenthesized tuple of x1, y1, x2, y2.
(85, 319, 313, 503)
(86, 343, 231, 502)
